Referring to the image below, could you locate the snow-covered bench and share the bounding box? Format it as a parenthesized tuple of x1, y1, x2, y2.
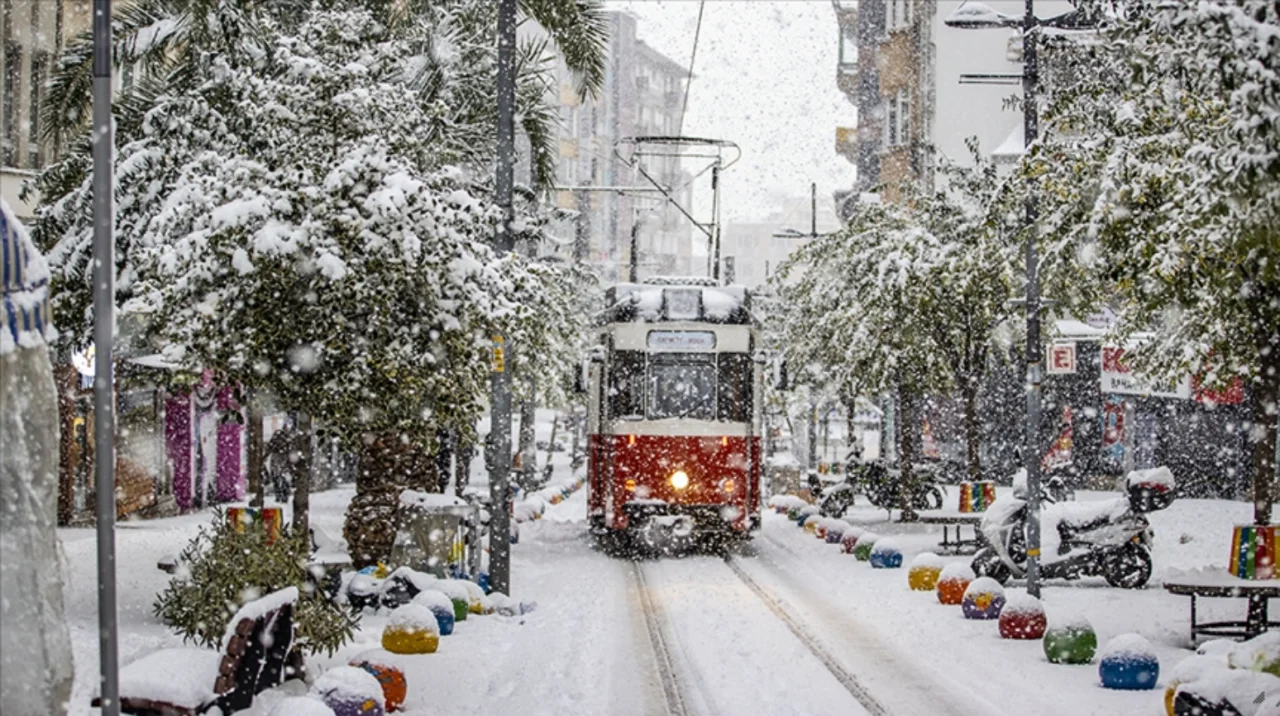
(93, 587, 299, 715)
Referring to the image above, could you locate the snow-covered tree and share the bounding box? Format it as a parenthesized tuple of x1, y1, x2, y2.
(1025, 0, 1280, 523)
(772, 149, 1018, 496)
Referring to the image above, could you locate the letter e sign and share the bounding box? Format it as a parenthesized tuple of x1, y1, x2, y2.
(1047, 343, 1076, 375)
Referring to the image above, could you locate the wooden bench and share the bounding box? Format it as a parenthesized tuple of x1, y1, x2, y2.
(1164, 578, 1280, 642)
(917, 512, 984, 555)
(93, 587, 299, 715)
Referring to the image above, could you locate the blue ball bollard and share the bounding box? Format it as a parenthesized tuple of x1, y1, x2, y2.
(869, 538, 903, 568)
(412, 590, 457, 637)
(1099, 635, 1160, 691)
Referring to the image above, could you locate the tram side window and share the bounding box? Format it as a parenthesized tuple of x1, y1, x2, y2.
(717, 353, 753, 423)
(609, 351, 646, 420)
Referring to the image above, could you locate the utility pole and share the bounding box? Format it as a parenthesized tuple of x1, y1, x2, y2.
(1020, 0, 1044, 600)
(91, 0, 120, 712)
(489, 0, 516, 597)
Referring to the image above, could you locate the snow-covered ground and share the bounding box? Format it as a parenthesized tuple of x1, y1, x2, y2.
(59, 454, 1266, 715)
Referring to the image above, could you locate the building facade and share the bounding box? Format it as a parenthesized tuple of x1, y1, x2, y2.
(1, 0, 91, 221)
(540, 12, 694, 283)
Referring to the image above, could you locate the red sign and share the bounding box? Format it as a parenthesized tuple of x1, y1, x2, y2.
(1047, 343, 1077, 375)
(1192, 374, 1245, 405)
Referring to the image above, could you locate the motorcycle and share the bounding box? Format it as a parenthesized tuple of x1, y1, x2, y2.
(971, 467, 1176, 589)
(814, 461, 945, 518)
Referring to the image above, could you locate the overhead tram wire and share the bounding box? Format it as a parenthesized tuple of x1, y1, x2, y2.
(677, 1, 706, 138)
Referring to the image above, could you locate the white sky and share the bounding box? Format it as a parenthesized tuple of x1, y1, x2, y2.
(605, 1, 855, 224)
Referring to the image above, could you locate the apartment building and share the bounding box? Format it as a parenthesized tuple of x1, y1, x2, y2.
(833, 0, 1075, 217)
(1, 0, 90, 221)
(542, 12, 694, 283)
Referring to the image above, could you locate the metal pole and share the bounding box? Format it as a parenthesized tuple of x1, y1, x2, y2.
(488, 0, 516, 597)
(710, 163, 721, 280)
(91, 0, 120, 712)
(628, 214, 640, 283)
(1022, 0, 1043, 599)
(810, 182, 817, 238)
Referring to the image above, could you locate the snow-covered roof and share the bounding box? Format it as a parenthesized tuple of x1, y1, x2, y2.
(600, 282, 754, 325)
(1052, 319, 1107, 340)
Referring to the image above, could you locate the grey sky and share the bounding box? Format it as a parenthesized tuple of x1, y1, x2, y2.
(605, 1, 855, 224)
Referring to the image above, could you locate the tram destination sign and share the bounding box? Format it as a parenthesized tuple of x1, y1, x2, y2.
(647, 330, 717, 352)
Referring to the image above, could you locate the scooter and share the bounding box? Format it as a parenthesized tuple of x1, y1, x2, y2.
(814, 460, 945, 518)
(971, 467, 1176, 589)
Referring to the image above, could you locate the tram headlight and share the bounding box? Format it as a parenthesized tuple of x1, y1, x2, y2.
(670, 470, 690, 490)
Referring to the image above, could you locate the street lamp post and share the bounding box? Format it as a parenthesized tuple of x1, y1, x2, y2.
(945, 0, 1078, 598)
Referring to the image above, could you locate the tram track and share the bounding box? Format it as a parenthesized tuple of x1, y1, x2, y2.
(722, 553, 891, 716)
(631, 560, 694, 716)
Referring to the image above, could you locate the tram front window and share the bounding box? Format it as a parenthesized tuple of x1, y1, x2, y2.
(647, 357, 716, 420)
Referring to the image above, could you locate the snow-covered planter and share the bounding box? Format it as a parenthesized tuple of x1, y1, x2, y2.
(907, 552, 944, 591)
(960, 577, 1005, 619)
(1042, 614, 1097, 665)
(869, 538, 903, 569)
(1098, 634, 1159, 690)
(381, 604, 441, 655)
(936, 563, 975, 605)
(313, 666, 386, 716)
(997, 592, 1046, 639)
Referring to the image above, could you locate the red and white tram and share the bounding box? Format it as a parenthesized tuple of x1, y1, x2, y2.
(585, 279, 763, 546)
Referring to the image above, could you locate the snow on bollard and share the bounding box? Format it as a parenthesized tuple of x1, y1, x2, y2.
(411, 589, 456, 636)
(270, 696, 337, 716)
(381, 604, 442, 655)
(349, 650, 408, 713)
(1043, 614, 1098, 665)
(826, 520, 850, 544)
(1227, 631, 1280, 677)
(814, 519, 831, 540)
(853, 532, 881, 562)
(998, 592, 1046, 639)
(1161, 655, 1226, 716)
(936, 563, 975, 605)
(869, 538, 903, 569)
(434, 580, 471, 622)
(961, 577, 1006, 619)
(840, 531, 861, 554)
(908, 552, 944, 591)
(313, 666, 387, 716)
(1099, 634, 1160, 690)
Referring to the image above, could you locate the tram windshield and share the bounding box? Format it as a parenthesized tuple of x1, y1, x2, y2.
(647, 356, 717, 420)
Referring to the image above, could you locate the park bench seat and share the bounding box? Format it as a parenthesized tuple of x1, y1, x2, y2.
(93, 587, 298, 715)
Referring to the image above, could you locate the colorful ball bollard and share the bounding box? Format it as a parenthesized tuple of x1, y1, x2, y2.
(869, 538, 903, 569)
(434, 580, 470, 622)
(825, 521, 848, 544)
(412, 590, 456, 636)
(349, 651, 408, 712)
(961, 577, 1006, 619)
(853, 533, 880, 561)
(998, 593, 1047, 639)
(907, 552, 944, 591)
(1043, 616, 1098, 665)
(936, 563, 975, 605)
(381, 604, 441, 655)
(1099, 634, 1160, 690)
(840, 531, 861, 554)
(313, 666, 386, 716)
(1162, 655, 1224, 716)
(787, 506, 803, 521)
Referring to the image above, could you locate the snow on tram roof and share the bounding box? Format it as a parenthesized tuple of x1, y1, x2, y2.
(599, 280, 754, 325)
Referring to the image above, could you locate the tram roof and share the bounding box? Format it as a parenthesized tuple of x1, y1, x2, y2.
(598, 282, 754, 326)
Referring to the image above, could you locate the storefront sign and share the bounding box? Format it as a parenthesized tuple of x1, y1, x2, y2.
(1047, 343, 1077, 375)
(1100, 346, 1191, 399)
(647, 330, 716, 352)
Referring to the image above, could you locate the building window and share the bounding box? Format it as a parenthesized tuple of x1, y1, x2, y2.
(839, 24, 857, 67)
(28, 50, 44, 167)
(885, 89, 911, 147)
(888, 0, 913, 32)
(3, 44, 21, 167)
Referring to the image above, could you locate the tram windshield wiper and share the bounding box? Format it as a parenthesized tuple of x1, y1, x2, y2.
(674, 392, 715, 420)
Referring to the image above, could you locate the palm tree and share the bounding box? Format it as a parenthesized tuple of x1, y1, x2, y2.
(37, 0, 607, 197)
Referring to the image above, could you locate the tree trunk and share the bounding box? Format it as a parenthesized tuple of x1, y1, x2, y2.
(963, 384, 982, 481)
(246, 389, 265, 508)
(55, 363, 78, 525)
(293, 411, 312, 533)
(542, 413, 559, 482)
(518, 378, 537, 487)
(1252, 326, 1279, 525)
(898, 384, 919, 522)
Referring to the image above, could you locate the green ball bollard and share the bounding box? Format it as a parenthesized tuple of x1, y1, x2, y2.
(1043, 623, 1098, 664)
